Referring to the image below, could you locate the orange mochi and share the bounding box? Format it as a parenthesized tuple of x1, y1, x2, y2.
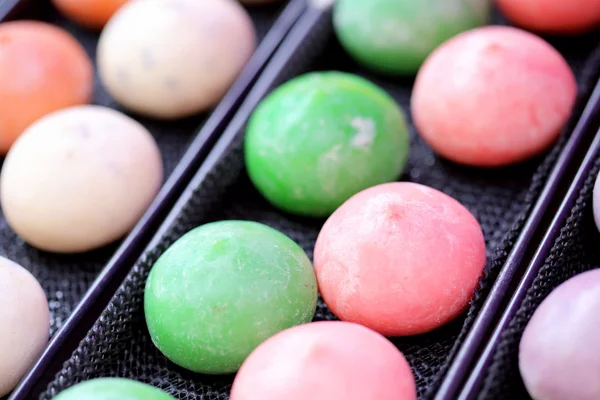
(0, 21, 93, 153)
(52, 0, 130, 30)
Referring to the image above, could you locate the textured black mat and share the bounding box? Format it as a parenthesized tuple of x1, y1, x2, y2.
(0, 2, 284, 339)
(40, 9, 600, 400)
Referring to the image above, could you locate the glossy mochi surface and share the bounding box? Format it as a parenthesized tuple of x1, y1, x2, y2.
(0, 21, 93, 153)
(97, 0, 256, 119)
(333, 0, 490, 75)
(519, 269, 600, 400)
(144, 220, 318, 374)
(53, 378, 176, 400)
(245, 71, 410, 218)
(0, 257, 49, 397)
(314, 182, 486, 336)
(411, 25, 576, 167)
(0, 105, 163, 253)
(231, 321, 417, 400)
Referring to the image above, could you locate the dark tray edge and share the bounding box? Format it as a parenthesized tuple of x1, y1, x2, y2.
(0, 0, 30, 20)
(434, 77, 600, 399)
(6, 0, 307, 398)
(455, 104, 600, 398)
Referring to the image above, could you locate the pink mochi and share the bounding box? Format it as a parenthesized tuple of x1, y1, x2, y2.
(230, 321, 417, 400)
(519, 269, 600, 400)
(411, 25, 576, 167)
(314, 182, 486, 336)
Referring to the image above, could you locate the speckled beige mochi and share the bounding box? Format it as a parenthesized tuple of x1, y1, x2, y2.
(0, 257, 49, 397)
(0, 105, 163, 253)
(97, 0, 257, 119)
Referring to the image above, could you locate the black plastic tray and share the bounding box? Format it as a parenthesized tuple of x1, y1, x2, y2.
(14, 2, 600, 400)
(0, 0, 306, 397)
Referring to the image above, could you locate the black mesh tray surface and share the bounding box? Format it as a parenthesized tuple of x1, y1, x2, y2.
(34, 4, 600, 400)
(0, 0, 305, 398)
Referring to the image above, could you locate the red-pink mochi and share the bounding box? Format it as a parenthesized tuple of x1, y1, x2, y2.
(230, 321, 417, 400)
(497, 0, 600, 35)
(314, 182, 486, 336)
(411, 25, 576, 168)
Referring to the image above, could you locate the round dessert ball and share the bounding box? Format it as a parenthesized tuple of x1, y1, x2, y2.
(245, 71, 410, 218)
(0, 257, 49, 397)
(0, 105, 163, 253)
(51, 0, 129, 30)
(97, 0, 256, 119)
(314, 182, 486, 336)
(497, 0, 600, 35)
(0, 21, 93, 154)
(144, 220, 318, 374)
(333, 0, 490, 75)
(53, 378, 175, 400)
(519, 269, 600, 400)
(411, 25, 577, 168)
(231, 321, 417, 400)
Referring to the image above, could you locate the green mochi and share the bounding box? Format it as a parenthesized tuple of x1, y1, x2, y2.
(144, 220, 317, 374)
(245, 71, 410, 217)
(53, 378, 175, 400)
(333, 0, 490, 75)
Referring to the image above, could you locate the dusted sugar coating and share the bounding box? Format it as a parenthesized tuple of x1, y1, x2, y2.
(497, 0, 600, 35)
(519, 269, 600, 400)
(314, 182, 486, 336)
(0, 257, 49, 397)
(0, 21, 93, 153)
(144, 220, 318, 374)
(245, 72, 410, 218)
(231, 321, 417, 400)
(411, 25, 577, 167)
(0, 105, 163, 253)
(333, 0, 490, 75)
(97, 0, 256, 119)
(53, 378, 175, 400)
(51, 0, 130, 30)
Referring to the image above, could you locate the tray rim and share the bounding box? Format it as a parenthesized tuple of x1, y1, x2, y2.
(4, 0, 308, 399)
(0, 0, 30, 20)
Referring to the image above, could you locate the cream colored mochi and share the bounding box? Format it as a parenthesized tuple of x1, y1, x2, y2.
(0, 257, 49, 397)
(97, 0, 257, 119)
(0, 105, 163, 253)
